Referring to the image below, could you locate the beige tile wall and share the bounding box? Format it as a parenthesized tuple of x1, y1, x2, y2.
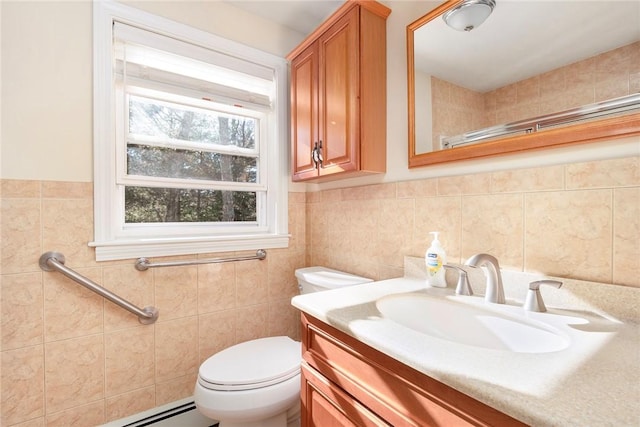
(432, 41, 640, 146)
(2, 155, 639, 426)
(0, 183, 306, 426)
(306, 156, 640, 288)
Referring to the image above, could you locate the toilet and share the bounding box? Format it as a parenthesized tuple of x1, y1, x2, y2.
(194, 266, 373, 427)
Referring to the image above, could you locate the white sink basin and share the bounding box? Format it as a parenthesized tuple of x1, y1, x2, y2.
(376, 293, 570, 353)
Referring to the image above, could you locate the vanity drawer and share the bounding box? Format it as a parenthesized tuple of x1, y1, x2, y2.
(301, 313, 526, 427)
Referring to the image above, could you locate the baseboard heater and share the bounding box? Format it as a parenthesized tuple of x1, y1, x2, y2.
(106, 400, 217, 427)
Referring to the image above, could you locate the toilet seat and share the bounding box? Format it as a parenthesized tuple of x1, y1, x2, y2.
(198, 336, 301, 391)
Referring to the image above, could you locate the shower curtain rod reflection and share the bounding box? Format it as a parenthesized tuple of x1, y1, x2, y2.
(39, 251, 159, 324)
(134, 249, 267, 271)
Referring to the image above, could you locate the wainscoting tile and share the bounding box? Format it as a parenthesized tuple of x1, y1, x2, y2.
(1, 272, 43, 350)
(525, 190, 612, 282)
(105, 326, 155, 397)
(46, 400, 104, 427)
(1, 345, 44, 426)
(44, 335, 104, 413)
(155, 317, 198, 383)
(613, 187, 640, 287)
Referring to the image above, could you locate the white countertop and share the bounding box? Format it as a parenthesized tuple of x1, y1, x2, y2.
(291, 275, 640, 426)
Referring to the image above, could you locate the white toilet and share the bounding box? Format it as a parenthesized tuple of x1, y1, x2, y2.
(194, 266, 372, 427)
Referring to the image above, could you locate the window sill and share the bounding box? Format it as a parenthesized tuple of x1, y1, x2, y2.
(89, 234, 290, 261)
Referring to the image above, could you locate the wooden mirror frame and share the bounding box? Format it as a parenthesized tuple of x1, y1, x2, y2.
(407, 0, 640, 169)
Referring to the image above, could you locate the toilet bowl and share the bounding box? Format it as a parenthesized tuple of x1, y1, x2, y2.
(194, 266, 372, 427)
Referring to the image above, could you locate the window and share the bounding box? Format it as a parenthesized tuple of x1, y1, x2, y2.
(92, 2, 288, 261)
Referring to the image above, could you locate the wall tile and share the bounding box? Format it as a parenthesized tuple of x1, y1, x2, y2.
(438, 173, 491, 195)
(342, 183, 396, 200)
(41, 181, 92, 199)
(377, 198, 415, 268)
(235, 303, 269, 343)
(288, 197, 306, 251)
(1, 272, 43, 350)
(306, 191, 321, 204)
(8, 417, 45, 427)
(344, 200, 379, 275)
(103, 265, 155, 331)
(155, 317, 198, 383)
(45, 401, 104, 427)
(397, 179, 437, 198)
(2, 150, 638, 426)
(105, 326, 155, 397)
(198, 309, 236, 362)
(235, 256, 268, 307)
(462, 194, 524, 270)
(44, 335, 104, 413)
(566, 156, 640, 189)
(414, 196, 461, 264)
(105, 386, 155, 423)
(321, 188, 343, 203)
(268, 297, 300, 340)
(1, 179, 41, 198)
(0, 184, 305, 422)
(492, 165, 564, 193)
(41, 199, 94, 268)
(43, 267, 103, 341)
(525, 190, 612, 282)
(154, 265, 198, 321)
(1, 198, 41, 274)
(1, 345, 45, 426)
(197, 260, 236, 314)
(156, 374, 197, 407)
(613, 187, 640, 287)
(267, 250, 304, 301)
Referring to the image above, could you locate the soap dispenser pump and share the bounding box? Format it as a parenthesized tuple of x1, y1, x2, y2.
(425, 232, 447, 287)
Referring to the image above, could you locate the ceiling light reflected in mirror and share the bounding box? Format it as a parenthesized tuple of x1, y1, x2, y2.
(442, 0, 496, 32)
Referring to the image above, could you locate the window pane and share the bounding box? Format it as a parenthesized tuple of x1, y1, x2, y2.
(125, 186, 257, 223)
(127, 144, 257, 183)
(129, 95, 257, 150)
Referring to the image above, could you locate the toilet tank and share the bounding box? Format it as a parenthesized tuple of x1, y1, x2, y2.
(295, 266, 373, 294)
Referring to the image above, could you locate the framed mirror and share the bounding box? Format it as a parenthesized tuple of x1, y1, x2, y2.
(407, 0, 640, 168)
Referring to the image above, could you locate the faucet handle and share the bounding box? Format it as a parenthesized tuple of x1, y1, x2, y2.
(443, 265, 473, 296)
(524, 280, 562, 312)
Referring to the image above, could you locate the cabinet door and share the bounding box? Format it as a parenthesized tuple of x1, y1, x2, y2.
(291, 42, 319, 181)
(317, 8, 359, 177)
(301, 363, 389, 427)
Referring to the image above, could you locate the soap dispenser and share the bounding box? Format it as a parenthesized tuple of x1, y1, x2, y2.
(425, 232, 447, 287)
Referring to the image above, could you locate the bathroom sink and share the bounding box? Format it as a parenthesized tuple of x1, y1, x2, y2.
(376, 293, 569, 353)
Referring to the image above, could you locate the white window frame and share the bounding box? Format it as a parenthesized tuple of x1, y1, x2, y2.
(91, 1, 289, 261)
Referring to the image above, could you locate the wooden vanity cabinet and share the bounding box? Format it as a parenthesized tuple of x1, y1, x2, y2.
(287, 1, 389, 182)
(300, 313, 527, 427)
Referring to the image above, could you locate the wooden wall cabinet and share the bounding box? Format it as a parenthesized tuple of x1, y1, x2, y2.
(287, 1, 390, 182)
(300, 313, 527, 427)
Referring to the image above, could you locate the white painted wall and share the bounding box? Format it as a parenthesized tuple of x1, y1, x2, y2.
(0, 0, 304, 182)
(1, 0, 638, 185)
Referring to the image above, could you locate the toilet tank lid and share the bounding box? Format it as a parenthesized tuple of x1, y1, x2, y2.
(199, 336, 301, 388)
(295, 266, 373, 289)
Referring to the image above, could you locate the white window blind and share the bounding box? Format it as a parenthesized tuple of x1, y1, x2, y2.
(113, 21, 274, 108)
(91, 2, 289, 261)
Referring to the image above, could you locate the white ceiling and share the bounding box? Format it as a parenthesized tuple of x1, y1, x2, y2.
(225, 0, 342, 35)
(226, 1, 640, 93)
(414, 0, 640, 92)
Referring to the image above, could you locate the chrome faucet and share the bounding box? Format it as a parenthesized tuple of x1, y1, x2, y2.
(443, 265, 473, 296)
(464, 253, 505, 304)
(524, 280, 563, 312)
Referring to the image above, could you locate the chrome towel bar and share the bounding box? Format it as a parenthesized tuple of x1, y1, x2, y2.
(134, 249, 266, 271)
(39, 251, 159, 324)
